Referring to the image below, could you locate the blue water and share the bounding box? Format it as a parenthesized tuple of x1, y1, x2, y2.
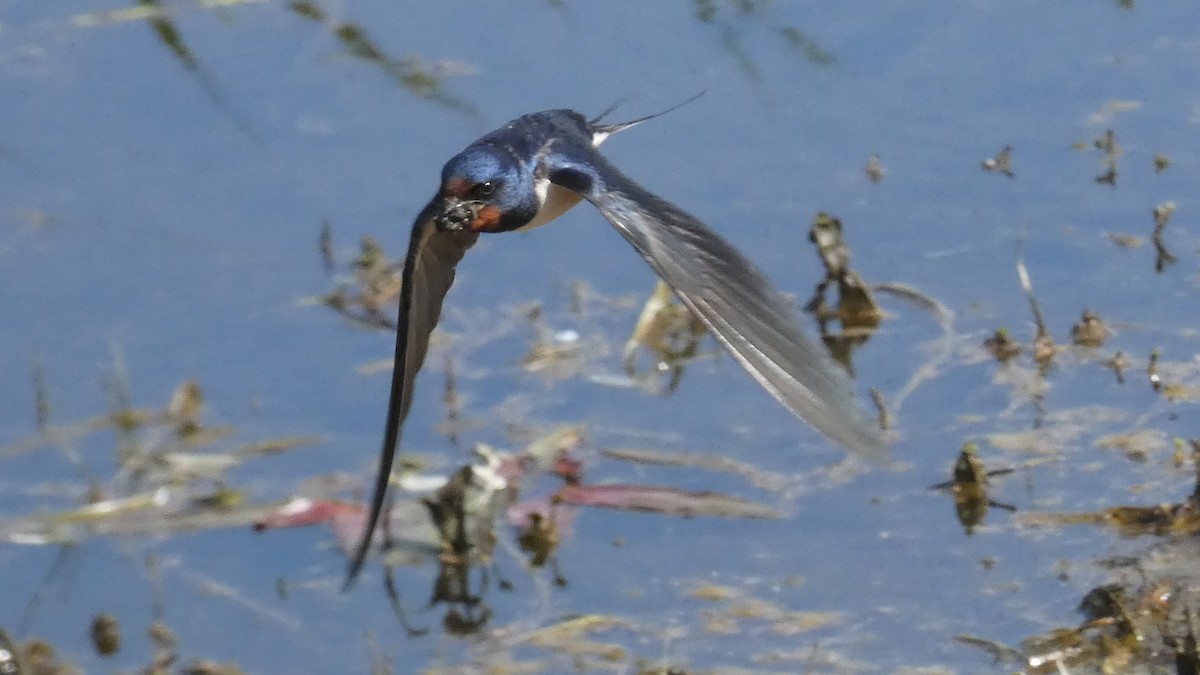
(2, 1, 1199, 671)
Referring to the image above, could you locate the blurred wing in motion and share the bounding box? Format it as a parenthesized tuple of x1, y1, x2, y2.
(344, 206, 478, 588)
(554, 158, 887, 459)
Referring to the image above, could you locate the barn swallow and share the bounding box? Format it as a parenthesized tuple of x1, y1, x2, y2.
(343, 103, 888, 588)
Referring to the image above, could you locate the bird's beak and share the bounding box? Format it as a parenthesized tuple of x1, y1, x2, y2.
(437, 197, 503, 233)
(436, 196, 481, 232)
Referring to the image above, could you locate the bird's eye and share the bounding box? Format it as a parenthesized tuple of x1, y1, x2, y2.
(472, 181, 496, 198)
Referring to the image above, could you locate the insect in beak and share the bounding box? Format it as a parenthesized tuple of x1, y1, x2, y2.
(436, 197, 480, 232)
(437, 199, 503, 233)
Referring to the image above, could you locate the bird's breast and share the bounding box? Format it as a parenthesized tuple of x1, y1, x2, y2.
(519, 180, 584, 232)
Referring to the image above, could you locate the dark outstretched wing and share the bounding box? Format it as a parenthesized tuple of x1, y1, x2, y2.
(344, 204, 478, 589)
(552, 158, 887, 459)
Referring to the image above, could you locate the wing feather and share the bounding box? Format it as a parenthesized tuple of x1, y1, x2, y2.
(568, 162, 886, 458)
(344, 207, 478, 588)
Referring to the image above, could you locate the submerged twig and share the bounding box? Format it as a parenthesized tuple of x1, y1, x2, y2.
(872, 282, 956, 415)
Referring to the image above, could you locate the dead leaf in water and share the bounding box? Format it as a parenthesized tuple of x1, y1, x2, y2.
(554, 483, 779, 519)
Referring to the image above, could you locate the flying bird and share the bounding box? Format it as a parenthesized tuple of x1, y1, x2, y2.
(343, 103, 887, 588)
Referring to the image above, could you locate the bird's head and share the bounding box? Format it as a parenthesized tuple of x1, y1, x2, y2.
(435, 146, 539, 233)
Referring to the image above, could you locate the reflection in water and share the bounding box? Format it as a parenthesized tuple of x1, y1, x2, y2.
(1014, 257, 1056, 409)
(288, 1, 477, 115)
(382, 566, 428, 638)
(516, 512, 566, 586)
(88, 612, 121, 657)
(864, 153, 886, 183)
(318, 220, 335, 274)
(982, 448, 1200, 670)
(964, 470, 1200, 674)
(1148, 348, 1163, 393)
(1070, 309, 1111, 348)
(0, 359, 327, 671)
(980, 144, 1015, 178)
(521, 303, 587, 378)
(430, 560, 492, 637)
(72, 0, 266, 26)
(803, 212, 881, 375)
(249, 423, 785, 635)
(691, 0, 837, 82)
(135, 0, 259, 138)
(621, 280, 707, 395)
(798, 211, 963, 423)
(953, 426, 1200, 675)
(0, 628, 75, 675)
(983, 327, 1022, 363)
(1021, 440, 1200, 538)
(928, 442, 1017, 535)
(5, 554, 253, 672)
(778, 26, 837, 65)
(1152, 200, 1178, 273)
(440, 354, 464, 450)
(0, 359, 320, 544)
(1092, 128, 1120, 186)
(81, 0, 480, 118)
(314, 227, 401, 331)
